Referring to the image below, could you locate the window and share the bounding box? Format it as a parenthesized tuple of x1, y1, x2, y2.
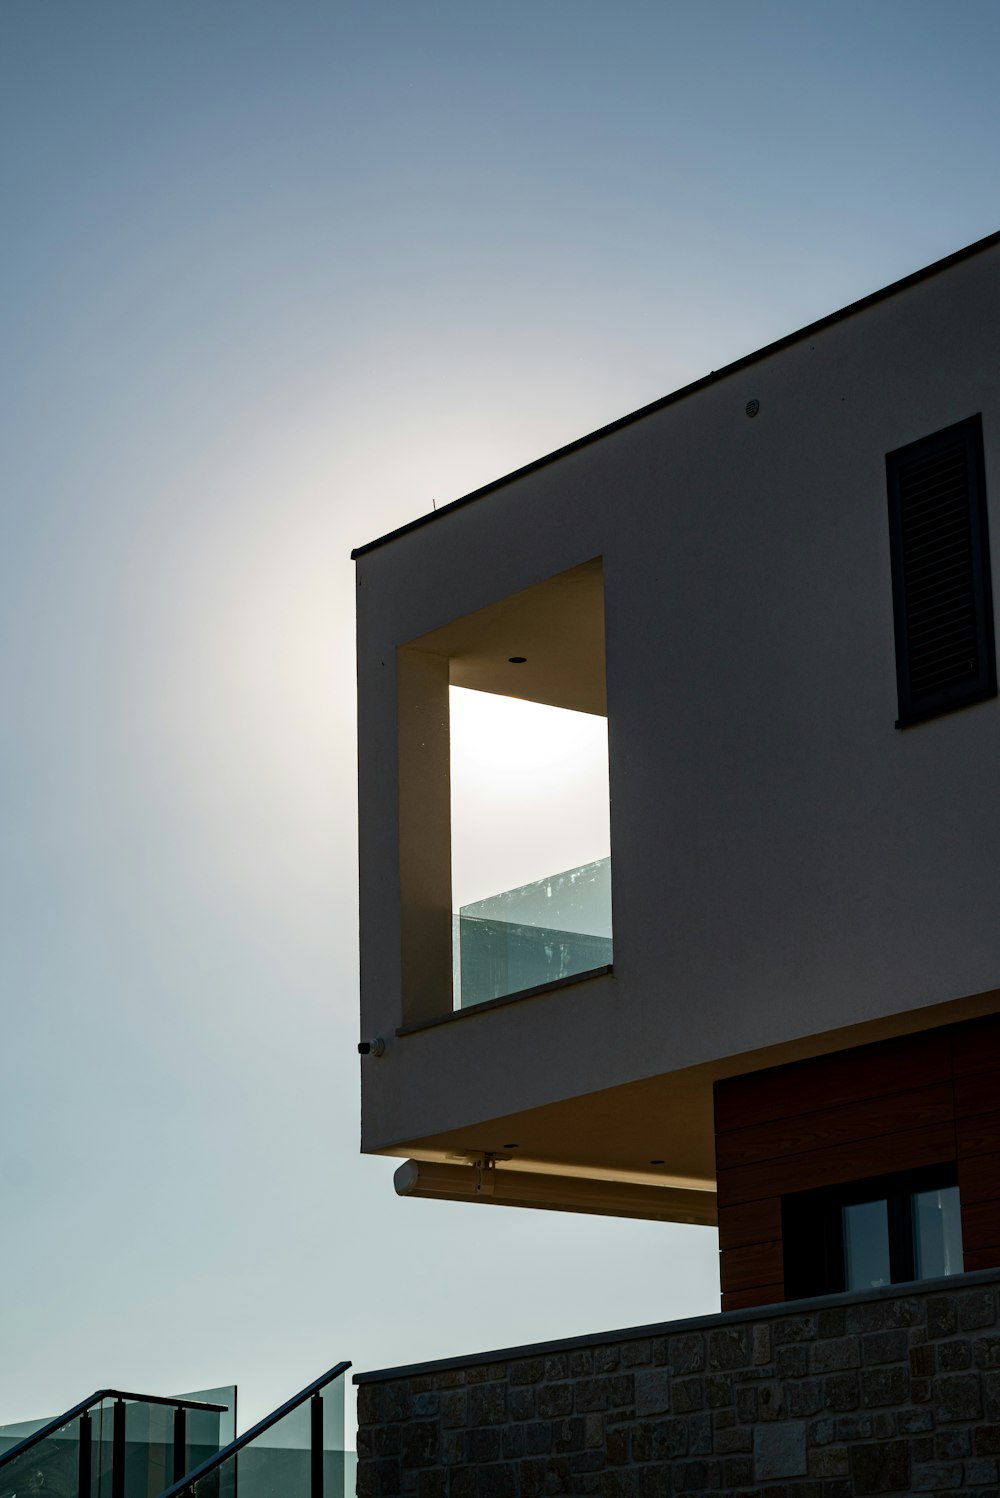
(782, 1166, 964, 1299)
(886, 414, 996, 726)
(396, 558, 610, 1024)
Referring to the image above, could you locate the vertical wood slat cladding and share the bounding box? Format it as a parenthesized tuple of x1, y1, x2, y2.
(715, 1015, 1000, 1308)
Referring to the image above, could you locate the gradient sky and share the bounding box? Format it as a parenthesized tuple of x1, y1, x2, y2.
(4, 0, 1000, 1434)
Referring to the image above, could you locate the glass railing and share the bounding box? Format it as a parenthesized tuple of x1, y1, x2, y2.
(0, 1388, 233, 1498)
(159, 1362, 350, 1498)
(454, 856, 612, 1009)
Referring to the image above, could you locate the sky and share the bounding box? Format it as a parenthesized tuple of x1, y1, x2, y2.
(3, 0, 1000, 1437)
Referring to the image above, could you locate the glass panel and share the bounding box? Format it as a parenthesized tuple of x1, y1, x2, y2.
(322, 1383, 348, 1498)
(457, 858, 613, 1008)
(843, 1198, 891, 1289)
(190, 1398, 312, 1498)
(183, 1387, 237, 1478)
(913, 1184, 964, 1279)
(0, 1415, 81, 1498)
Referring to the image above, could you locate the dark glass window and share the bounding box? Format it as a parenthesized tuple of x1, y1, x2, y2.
(886, 414, 996, 726)
(782, 1166, 963, 1299)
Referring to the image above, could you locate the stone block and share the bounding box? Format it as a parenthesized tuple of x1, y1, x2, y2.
(723, 1454, 754, 1488)
(639, 1463, 672, 1498)
(772, 1316, 818, 1345)
(569, 1349, 593, 1378)
(450, 1465, 477, 1498)
(402, 1422, 439, 1467)
(373, 1425, 402, 1456)
(501, 1427, 523, 1460)
(809, 1417, 835, 1446)
(507, 1387, 533, 1422)
(357, 1386, 379, 1425)
(896, 1408, 933, 1434)
(823, 1372, 860, 1413)
(859, 1366, 908, 1408)
(622, 1340, 652, 1367)
(593, 1345, 620, 1374)
(927, 1296, 958, 1340)
(834, 1416, 872, 1441)
(811, 1338, 859, 1374)
(417, 1470, 448, 1498)
(551, 1417, 586, 1453)
(911, 1461, 963, 1490)
(776, 1345, 809, 1379)
(413, 1393, 440, 1417)
(975, 1424, 1000, 1456)
(543, 1356, 568, 1381)
(635, 1370, 672, 1416)
(508, 1359, 543, 1386)
(734, 1383, 758, 1423)
(672, 1377, 704, 1413)
(669, 1333, 706, 1373)
(603, 1467, 639, 1498)
(536, 1383, 572, 1419)
(609, 1374, 636, 1408)
(476, 1461, 517, 1498)
(568, 1450, 603, 1474)
(849, 1439, 910, 1494)
(818, 1309, 847, 1339)
(650, 1417, 689, 1461)
(935, 1372, 983, 1422)
(465, 1428, 499, 1464)
(754, 1420, 808, 1480)
(466, 1364, 503, 1385)
(861, 1331, 909, 1366)
(967, 1457, 1000, 1486)
(440, 1430, 463, 1467)
(714, 1423, 752, 1453)
(984, 1369, 1000, 1421)
(709, 1326, 751, 1370)
(525, 1421, 551, 1456)
(910, 1343, 936, 1377)
(809, 1445, 849, 1477)
(959, 1290, 998, 1332)
(584, 1412, 604, 1449)
(689, 1411, 712, 1455)
(975, 1335, 1000, 1369)
(672, 1457, 721, 1490)
(935, 1430, 971, 1460)
(786, 1379, 824, 1417)
(939, 1339, 973, 1371)
(440, 1391, 468, 1428)
(753, 1323, 773, 1366)
(705, 1374, 733, 1409)
(604, 1425, 628, 1465)
(468, 1385, 506, 1427)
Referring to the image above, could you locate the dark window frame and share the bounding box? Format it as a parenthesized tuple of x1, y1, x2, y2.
(886, 414, 996, 727)
(781, 1163, 961, 1300)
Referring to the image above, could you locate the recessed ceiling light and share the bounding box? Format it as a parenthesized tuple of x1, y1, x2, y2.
(649, 1159, 664, 1165)
(508, 656, 527, 664)
(504, 1142, 519, 1149)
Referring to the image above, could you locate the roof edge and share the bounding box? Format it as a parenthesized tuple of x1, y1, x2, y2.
(351, 227, 1000, 560)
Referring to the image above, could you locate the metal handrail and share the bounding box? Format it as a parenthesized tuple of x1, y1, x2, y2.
(0, 1389, 229, 1469)
(157, 1360, 351, 1498)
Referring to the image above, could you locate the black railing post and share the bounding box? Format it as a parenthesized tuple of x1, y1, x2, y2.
(311, 1392, 324, 1498)
(78, 1409, 92, 1498)
(173, 1404, 188, 1483)
(112, 1399, 126, 1498)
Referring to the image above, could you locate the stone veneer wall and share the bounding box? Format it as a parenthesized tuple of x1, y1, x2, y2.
(356, 1270, 1000, 1498)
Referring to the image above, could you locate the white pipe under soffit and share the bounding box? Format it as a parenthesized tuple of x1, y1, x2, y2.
(392, 1160, 717, 1227)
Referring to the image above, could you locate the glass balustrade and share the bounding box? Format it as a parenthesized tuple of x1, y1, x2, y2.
(454, 856, 612, 1009)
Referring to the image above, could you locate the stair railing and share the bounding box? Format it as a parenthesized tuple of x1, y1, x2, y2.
(157, 1360, 351, 1498)
(0, 1388, 230, 1498)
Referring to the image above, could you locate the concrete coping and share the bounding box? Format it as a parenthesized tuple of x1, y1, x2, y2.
(353, 1265, 1000, 1384)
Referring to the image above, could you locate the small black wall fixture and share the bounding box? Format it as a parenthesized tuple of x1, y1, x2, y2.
(886, 413, 997, 726)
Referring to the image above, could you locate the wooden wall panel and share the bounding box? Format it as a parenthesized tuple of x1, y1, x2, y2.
(714, 1014, 1000, 1307)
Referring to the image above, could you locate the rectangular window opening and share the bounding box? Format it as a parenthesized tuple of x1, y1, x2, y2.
(783, 1165, 964, 1300)
(450, 687, 611, 1010)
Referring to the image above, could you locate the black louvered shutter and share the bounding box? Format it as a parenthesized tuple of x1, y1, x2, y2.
(886, 414, 996, 726)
